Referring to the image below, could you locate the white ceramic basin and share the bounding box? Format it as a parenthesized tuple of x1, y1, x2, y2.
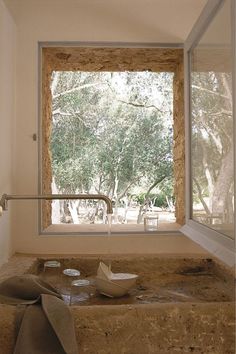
(110, 273, 138, 290)
(96, 262, 138, 297)
(95, 276, 129, 297)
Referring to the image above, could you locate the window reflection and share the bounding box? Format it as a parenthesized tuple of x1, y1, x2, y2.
(191, 0, 234, 238)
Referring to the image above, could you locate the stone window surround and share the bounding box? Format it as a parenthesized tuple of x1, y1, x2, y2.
(41, 46, 185, 230)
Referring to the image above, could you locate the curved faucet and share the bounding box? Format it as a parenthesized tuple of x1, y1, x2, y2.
(0, 193, 113, 214)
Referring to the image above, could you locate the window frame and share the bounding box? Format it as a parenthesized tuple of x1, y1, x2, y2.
(181, 0, 235, 266)
(38, 43, 184, 236)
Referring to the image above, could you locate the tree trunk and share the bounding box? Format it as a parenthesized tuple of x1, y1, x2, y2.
(68, 200, 80, 224)
(193, 177, 211, 215)
(212, 147, 234, 216)
(51, 177, 61, 223)
(137, 176, 166, 223)
(202, 144, 214, 211)
(113, 174, 119, 223)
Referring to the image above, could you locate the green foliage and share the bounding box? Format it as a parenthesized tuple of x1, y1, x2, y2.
(50, 71, 174, 212)
(134, 193, 165, 208)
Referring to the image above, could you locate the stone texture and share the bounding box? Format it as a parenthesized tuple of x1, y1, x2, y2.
(72, 302, 235, 354)
(0, 305, 15, 354)
(0, 255, 235, 354)
(0, 255, 37, 282)
(42, 47, 183, 72)
(173, 61, 185, 225)
(38, 256, 234, 305)
(42, 55, 53, 228)
(0, 302, 234, 354)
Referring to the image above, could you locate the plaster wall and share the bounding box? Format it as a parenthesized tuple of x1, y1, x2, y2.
(4, 0, 208, 255)
(0, 0, 16, 266)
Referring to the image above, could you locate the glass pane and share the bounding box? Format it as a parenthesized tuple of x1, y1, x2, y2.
(191, 0, 234, 238)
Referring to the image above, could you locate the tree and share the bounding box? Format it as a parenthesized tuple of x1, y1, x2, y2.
(192, 71, 233, 224)
(50, 71, 174, 223)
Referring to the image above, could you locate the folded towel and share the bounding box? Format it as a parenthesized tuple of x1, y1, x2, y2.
(0, 274, 61, 304)
(0, 274, 78, 354)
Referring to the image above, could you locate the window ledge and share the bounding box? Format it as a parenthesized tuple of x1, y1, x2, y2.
(41, 222, 181, 235)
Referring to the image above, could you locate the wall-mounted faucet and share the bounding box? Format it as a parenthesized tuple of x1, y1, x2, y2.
(0, 193, 113, 215)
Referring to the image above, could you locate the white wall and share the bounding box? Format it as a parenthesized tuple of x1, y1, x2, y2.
(3, 0, 208, 255)
(0, 0, 16, 265)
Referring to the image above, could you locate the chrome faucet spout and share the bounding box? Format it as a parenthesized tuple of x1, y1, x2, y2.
(0, 193, 113, 214)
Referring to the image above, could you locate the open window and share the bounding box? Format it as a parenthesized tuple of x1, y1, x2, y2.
(182, 0, 235, 265)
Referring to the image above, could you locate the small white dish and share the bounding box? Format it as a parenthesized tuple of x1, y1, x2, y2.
(44, 260, 61, 268)
(63, 269, 81, 277)
(110, 273, 138, 290)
